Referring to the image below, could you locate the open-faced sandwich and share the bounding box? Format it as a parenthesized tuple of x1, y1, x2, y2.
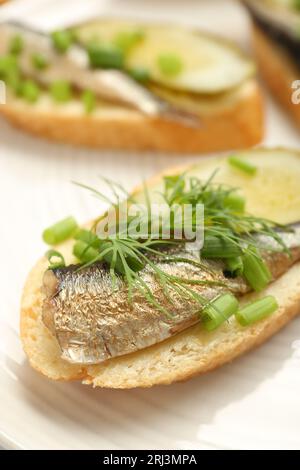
(243, 0, 300, 129)
(0, 19, 263, 152)
(21, 147, 300, 388)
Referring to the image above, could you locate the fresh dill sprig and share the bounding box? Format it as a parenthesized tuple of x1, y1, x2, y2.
(46, 171, 290, 316)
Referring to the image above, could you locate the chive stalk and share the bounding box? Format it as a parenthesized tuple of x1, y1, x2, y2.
(88, 44, 124, 69)
(242, 249, 272, 292)
(128, 67, 150, 83)
(113, 30, 145, 53)
(236, 296, 278, 326)
(224, 192, 246, 213)
(74, 228, 99, 245)
(31, 53, 48, 70)
(9, 35, 23, 55)
(21, 80, 40, 103)
(228, 155, 257, 175)
(73, 240, 99, 263)
(157, 53, 183, 77)
(201, 235, 241, 259)
(51, 30, 74, 53)
(50, 80, 72, 102)
(81, 89, 96, 114)
(45, 249, 66, 269)
(225, 256, 244, 277)
(43, 216, 78, 245)
(202, 293, 239, 331)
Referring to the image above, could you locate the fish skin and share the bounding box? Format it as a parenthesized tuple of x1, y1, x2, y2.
(0, 21, 199, 125)
(42, 225, 300, 365)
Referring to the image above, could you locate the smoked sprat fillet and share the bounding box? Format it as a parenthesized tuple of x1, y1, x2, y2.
(42, 228, 300, 365)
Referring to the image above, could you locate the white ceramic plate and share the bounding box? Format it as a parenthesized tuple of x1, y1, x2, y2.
(1, 0, 300, 450)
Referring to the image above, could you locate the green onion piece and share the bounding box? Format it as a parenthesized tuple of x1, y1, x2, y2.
(236, 295, 278, 326)
(0, 54, 17, 75)
(74, 228, 101, 247)
(157, 53, 183, 77)
(50, 80, 72, 103)
(45, 249, 65, 269)
(21, 80, 40, 103)
(43, 216, 78, 245)
(113, 29, 145, 53)
(228, 155, 257, 176)
(73, 240, 99, 263)
(201, 235, 241, 259)
(242, 249, 272, 292)
(128, 67, 150, 83)
(127, 67, 150, 83)
(7, 71, 22, 94)
(51, 30, 73, 53)
(0, 54, 22, 93)
(9, 34, 23, 55)
(202, 293, 239, 332)
(88, 44, 124, 69)
(81, 89, 96, 114)
(224, 192, 246, 213)
(225, 256, 244, 277)
(31, 53, 48, 70)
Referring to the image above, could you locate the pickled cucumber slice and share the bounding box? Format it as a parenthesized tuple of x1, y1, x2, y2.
(75, 19, 255, 94)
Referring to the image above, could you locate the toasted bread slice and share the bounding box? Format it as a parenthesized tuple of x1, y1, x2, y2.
(20, 148, 300, 388)
(1, 78, 263, 153)
(252, 25, 300, 129)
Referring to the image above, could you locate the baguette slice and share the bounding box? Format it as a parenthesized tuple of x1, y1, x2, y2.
(1, 80, 263, 154)
(0, 17, 264, 153)
(20, 148, 300, 388)
(251, 25, 300, 129)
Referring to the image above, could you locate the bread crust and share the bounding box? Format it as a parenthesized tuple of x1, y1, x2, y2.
(0, 80, 264, 153)
(252, 25, 300, 128)
(20, 149, 300, 388)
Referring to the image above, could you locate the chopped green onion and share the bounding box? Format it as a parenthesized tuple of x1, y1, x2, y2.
(74, 228, 100, 247)
(228, 155, 257, 176)
(88, 44, 124, 69)
(128, 67, 150, 83)
(51, 30, 74, 53)
(236, 295, 278, 326)
(9, 34, 23, 55)
(242, 249, 272, 292)
(201, 235, 241, 259)
(202, 293, 239, 332)
(224, 192, 246, 213)
(21, 80, 40, 103)
(45, 249, 65, 269)
(225, 256, 244, 277)
(0, 54, 22, 93)
(81, 89, 96, 114)
(31, 53, 48, 70)
(113, 29, 145, 53)
(50, 80, 72, 103)
(73, 240, 99, 263)
(43, 216, 78, 245)
(157, 53, 183, 77)
(0, 54, 17, 75)
(7, 71, 22, 94)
